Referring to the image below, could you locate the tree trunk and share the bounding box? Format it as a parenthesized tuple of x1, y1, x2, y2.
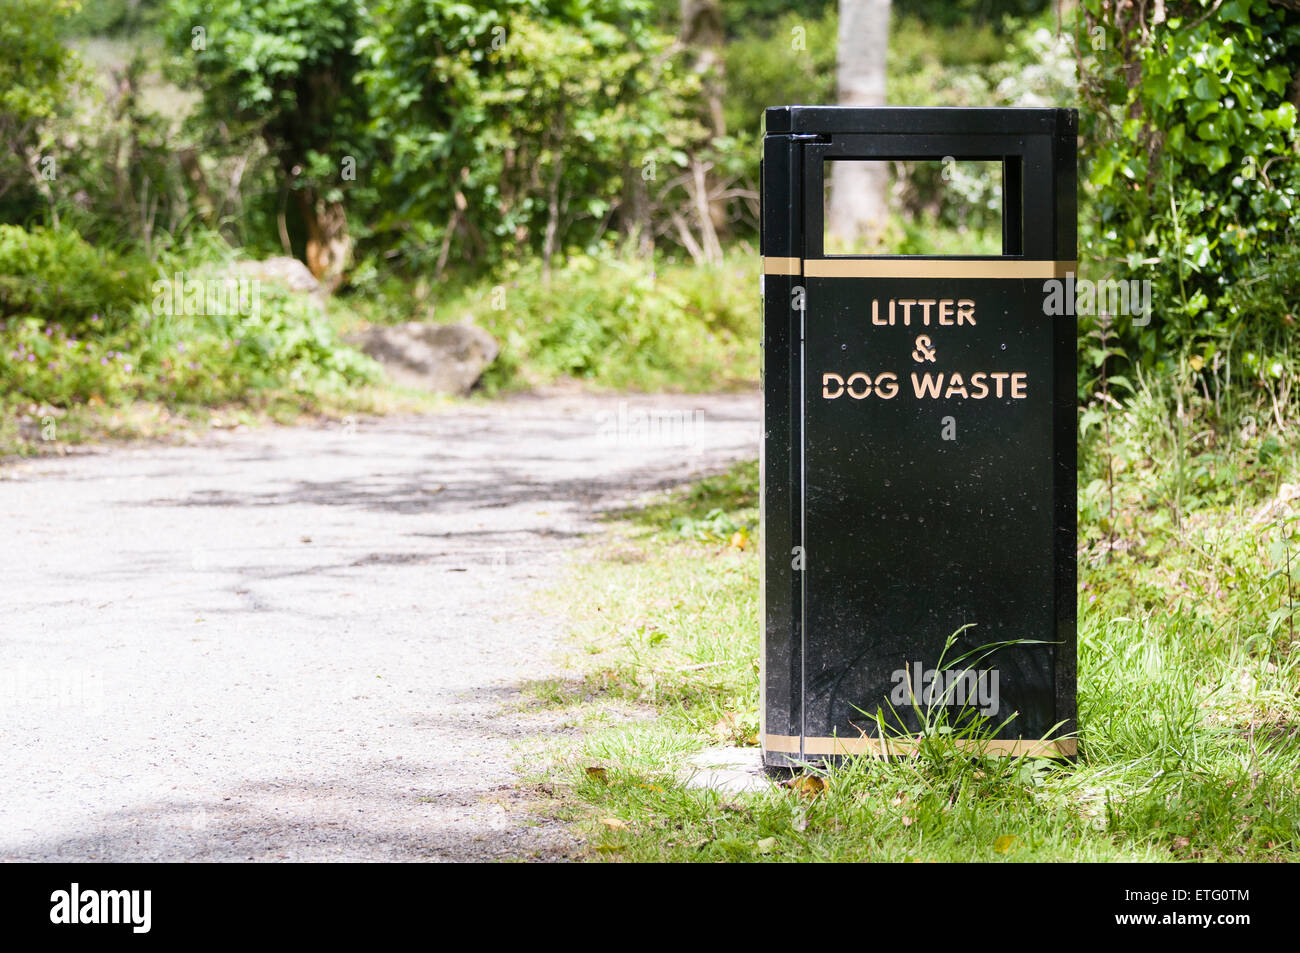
(295, 188, 351, 295)
(178, 148, 216, 228)
(624, 167, 654, 258)
(827, 0, 891, 250)
(680, 0, 728, 233)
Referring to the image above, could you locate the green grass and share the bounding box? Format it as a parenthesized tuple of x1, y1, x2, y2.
(423, 247, 760, 394)
(522, 412, 1300, 861)
(0, 225, 450, 456)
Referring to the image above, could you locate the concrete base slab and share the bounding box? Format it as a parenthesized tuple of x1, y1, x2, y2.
(681, 746, 776, 794)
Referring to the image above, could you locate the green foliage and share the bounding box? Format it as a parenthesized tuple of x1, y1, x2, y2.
(437, 248, 757, 392)
(0, 224, 377, 411)
(619, 459, 759, 542)
(168, 0, 368, 161)
(724, 8, 837, 145)
(1, 282, 377, 409)
(66, 0, 168, 36)
(0, 225, 153, 330)
(1080, 0, 1300, 367)
(359, 1, 701, 271)
(894, 0, 1051, 29)
(165, 0, 374, 257)
(2, 317, 142, 405)
(0, 0, 83, 219)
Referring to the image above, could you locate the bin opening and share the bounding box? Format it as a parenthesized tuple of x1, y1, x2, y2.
(822, 157, 1022, 256)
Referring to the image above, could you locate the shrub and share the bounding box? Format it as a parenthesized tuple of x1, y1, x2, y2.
(0, 250, 379, 408)
(0, 225, 153, 330)
(435, 248, 758, 392)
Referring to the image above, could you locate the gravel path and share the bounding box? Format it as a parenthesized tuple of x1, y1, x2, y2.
(0, 391, 759, 861)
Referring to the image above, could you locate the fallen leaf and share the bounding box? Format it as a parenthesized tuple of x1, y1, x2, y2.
(993, 835, 1019, 854)
(599, 817, 628, 830)
(901, 815, 914, 827)
(586, 766, 608, 783)
(756, 837, 777, 854)
(782, 775, 826, 798)
(1173, 836, 1190, 849)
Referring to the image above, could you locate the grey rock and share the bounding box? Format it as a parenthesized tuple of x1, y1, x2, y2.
(351, 322, 499, 396)
(235, 257, 324, 301)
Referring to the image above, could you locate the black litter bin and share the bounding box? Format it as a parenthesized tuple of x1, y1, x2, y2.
(760, 107, 1077, 766)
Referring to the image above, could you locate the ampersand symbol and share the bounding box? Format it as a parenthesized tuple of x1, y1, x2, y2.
(911, 335, 937, 363)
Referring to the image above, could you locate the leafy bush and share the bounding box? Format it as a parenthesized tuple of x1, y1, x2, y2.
(359, 2, 703, 272)
(0, 228, 379, 409)
(433, 248, 758, 392)
(0, 0, 82, 222)
(2, 286, 378, 409)
(1079, 0, 1300, 366)
(0, 225, 153, 330)
(724, 8, 837, 146)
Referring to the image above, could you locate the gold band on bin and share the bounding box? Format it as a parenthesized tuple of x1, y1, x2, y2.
(765, 735, 1077, 758)
(761, 259, 1077, 280)
(762, 256, 803, 275)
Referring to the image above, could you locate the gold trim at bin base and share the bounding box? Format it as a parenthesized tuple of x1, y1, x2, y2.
(765, 735, 1076, 758)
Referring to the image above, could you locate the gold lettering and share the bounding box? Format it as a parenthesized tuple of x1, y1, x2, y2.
(943, 372, 969, 399)
(822, 373, 844, 399)
(1011, 372, 1028, 398)
(911, 372, 943, 398)
(918, 299, 936, 325)
(939, 300, 954, 326)
(898, 299, 916, 326)
(969, 372, 989, 399)
(957, 299, 976, 325)
(875, 372, 899, 399)
(846, 372, 871, 399)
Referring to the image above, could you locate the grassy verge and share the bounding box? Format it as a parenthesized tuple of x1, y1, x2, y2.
(0, 384, 446, 460)
(355, 247, 760, 395)
(522, 435, 1300, 861)
(2, 226, 761, 456)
